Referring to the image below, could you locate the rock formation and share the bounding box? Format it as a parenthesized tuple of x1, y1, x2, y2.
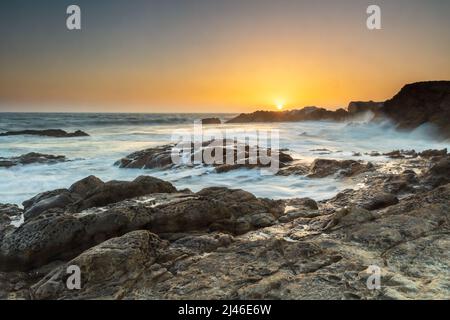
(0, 129, 89, 138)
(0, 153, 67, 168)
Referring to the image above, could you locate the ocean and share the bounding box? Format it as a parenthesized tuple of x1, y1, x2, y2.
(0, 112, 448, 205)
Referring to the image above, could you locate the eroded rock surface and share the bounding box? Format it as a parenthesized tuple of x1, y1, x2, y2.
(0, 153, 449, 299)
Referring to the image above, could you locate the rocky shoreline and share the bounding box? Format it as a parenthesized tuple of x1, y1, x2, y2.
(0, 148, 448, 300)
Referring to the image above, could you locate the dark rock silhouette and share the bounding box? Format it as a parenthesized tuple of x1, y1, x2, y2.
(201, 118, 221, 125)
(381, 81, 450, 137)
(0, 129, 89, 138)
(0, 153, 67, 168)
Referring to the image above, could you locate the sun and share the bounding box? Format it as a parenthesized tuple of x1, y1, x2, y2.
(275, 100, 285, 110)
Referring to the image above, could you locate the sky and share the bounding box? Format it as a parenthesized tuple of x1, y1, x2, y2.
(0, 0, 449, 113)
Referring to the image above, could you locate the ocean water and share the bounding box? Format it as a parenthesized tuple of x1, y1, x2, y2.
(0, 112, 448, 206)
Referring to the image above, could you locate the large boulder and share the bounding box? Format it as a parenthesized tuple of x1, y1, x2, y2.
(72, 176, 177, 212)
(31, 231, 165, 300)
(22, 175, 177, 221)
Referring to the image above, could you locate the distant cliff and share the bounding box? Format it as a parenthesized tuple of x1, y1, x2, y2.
(226, 107, 349, 123)
(381, 81, 450, 137)
(226, 81, 450, 138)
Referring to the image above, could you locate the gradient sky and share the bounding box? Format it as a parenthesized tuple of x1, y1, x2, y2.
(0, 0, 449, 113)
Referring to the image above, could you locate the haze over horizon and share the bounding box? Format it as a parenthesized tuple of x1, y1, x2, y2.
(1, 0, 449, 113)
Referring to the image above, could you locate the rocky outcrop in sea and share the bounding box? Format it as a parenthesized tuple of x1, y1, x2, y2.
(0, 129, 89, 138)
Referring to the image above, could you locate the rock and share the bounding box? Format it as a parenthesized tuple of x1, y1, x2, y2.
(308, 159, 373, 178)
(24, 191, 78, 221)
(381, 81, 450, 138)
(116, 141, 293, 172)
(361, 193, 399, 210)
(418, 148, 447, 158)
(68, 175, 105, 197)
(0, 184, 282, 271)
(72, 176, 177, 212)
(322, 206, 375, 230)
(276, 163, 309, 176)
(367, 151, 381, 157)
(279, 198, 320, 223)
(149, 187, 283, 236)
(422, 156, 450, 188)
(0, 204, 23, 217)
(115, 145, 174, 169)
(347, 101, 384, 114)
(226, 107, 349, 123)
(201, 118, 221, 125)
(383, 171, 419, 194)
(0, 153, 67, 168)
(0, 129, 89, 138)
(31, 231, 165, 300)
(383, 150, 417, 159)
(0, 198, 161, 271)
(2, 182, 450, 299)
(23, 189, 69, 212)
(22, 176, 177, 221)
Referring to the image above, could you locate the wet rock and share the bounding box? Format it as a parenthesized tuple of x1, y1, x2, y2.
(308, 159, 374, 178)
(383, 150, 417, 159)
(0, 204, 23, 217)
(276, 163, 309, 176)
(116, 141, 293, 172)
(0, 153, 67, 168)
(115, 145, 174, 169)
(418, 148, 447, 159)
(0, 129, 89, 138)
